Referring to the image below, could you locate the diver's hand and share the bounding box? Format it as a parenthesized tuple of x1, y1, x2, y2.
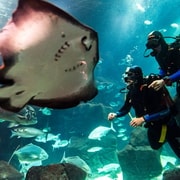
(163, 76, 173, 86)
(108, 113, 117, 121)
(148, 79, 165, 91)
(130, 117, 145, 127)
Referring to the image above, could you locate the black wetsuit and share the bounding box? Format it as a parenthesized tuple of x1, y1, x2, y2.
(117, 75, 180, 158)
(155, 43, 180, 95)
(154, 43, 180, 158)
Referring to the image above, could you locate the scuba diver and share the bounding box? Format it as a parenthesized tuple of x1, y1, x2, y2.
(108, 66, 180, 158)
(144, 31, 180, 125)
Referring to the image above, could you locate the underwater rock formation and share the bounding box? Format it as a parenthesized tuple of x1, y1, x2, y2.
(25, 163, 87, 180)
(118, 127, 162, 180)
(163, 168, 180, 180)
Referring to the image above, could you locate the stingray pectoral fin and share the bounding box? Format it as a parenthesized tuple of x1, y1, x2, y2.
(0, 86, 35, 111)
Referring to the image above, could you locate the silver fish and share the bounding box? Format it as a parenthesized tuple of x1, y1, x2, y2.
(52, 139, 69, 149)
(97, 163, 120, 173)
(0, 105, 37, 128)
(35, 133, 61, 143)
(88, 123, 116, 140)
(11, 127, 45, 138)
(14, 143, 48, 163)
(87, 147, 103, 153)
(61, 152, 92, 176)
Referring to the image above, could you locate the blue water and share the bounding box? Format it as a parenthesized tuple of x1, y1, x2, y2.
(0, 0, 180, 179)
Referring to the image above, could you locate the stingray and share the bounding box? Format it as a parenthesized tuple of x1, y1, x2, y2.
(0, 160, 23, 180)
(0, 0, 99, 112)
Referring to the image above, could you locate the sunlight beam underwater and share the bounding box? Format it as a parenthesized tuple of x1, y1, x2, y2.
(0, 0, 99, 112)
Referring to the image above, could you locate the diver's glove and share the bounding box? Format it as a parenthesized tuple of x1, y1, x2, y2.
(108, 113, 117, 121)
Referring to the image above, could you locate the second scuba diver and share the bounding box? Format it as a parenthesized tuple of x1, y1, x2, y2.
(108, 66, 180, 158)
(144, 30, 180, 125)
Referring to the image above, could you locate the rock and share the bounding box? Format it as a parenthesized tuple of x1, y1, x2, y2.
(25, 163, 87, 180)
(163, 168, 180, 180)
(118, 127, 162, 180)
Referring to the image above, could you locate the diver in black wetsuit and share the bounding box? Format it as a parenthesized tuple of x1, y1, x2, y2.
(108, 66, 180, 158)
(144, 31, 180, 126)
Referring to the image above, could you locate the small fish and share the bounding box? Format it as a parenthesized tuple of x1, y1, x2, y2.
(11, 127, 45, 138)
(0, 105, 37, 128)
(87, 147, 103, 153)
(14, 143, 49, 163)
(52, 139, 69, 149)
(121, 136, 128, 141)
(88, 123, 116, 140)
(117, 133, 125, 138)
(117, 123, 123, 126)
(39, 107, 52, 116)
(97, 163, 120, 173)
(35, 133, 61, 143)
(118, 128, 127, 133)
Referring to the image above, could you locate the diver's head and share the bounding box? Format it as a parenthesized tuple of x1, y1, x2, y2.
(146, 31, 167, 49)
(123, 66, 143, 89)
(146, 31, 162, 49)
(144, 31, 167, 57)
